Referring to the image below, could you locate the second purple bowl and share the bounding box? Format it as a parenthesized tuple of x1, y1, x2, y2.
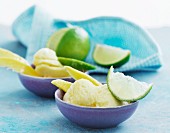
(55, 89, 138, 128)
(18, 74, 74, 98)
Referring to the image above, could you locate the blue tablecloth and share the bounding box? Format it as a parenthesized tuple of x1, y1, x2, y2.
(0, 25, 170, 132)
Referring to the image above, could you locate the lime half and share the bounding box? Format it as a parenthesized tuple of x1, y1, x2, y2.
(107, 66, 153, 102)
(58, 57, 95, 71)
(47, 27, 90, 61)
(93, 44, 130, 67)
(64, 66, 101, 86)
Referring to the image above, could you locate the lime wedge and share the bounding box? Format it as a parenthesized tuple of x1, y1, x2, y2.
(93, 44, 130, 67)
(0, 48, 29, 64)
(0, 57, 39, 76)
(51, 79, 72, 92)
(58, 57, 95, 71)
(64, 66, 101, 86)
(107, 66, 153, 102)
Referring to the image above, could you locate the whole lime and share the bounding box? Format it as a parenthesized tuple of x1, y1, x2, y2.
(46, 27, 90, 61)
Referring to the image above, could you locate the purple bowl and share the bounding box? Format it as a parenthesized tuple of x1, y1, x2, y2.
(18, 74, 74, 98)
(55, 89, 138, 128)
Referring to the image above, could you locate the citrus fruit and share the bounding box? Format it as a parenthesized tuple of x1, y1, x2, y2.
(51, 79, 72, 92)
(47, 27, 90, 61)
(64, 66, 101, 86)
(0, 57, 39, 76)
(93, 44, 130, 67)
(107, 66, 153, 102)
(58, 57, 95, 71)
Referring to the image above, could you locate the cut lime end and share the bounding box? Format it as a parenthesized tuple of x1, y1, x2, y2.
(93, 44, 130, 67)
(58, 57, 96, 71)
(51, 79, 72, 92)
(46, 28, 70, 51)
(107, 66, 153, 102)
(64, 66, 101, 86)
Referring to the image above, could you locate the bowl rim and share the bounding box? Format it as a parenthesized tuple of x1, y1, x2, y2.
(18, 73, 72, 80)
(55, 89, 138, 110)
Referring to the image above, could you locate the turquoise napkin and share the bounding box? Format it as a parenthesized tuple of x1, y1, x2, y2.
(12, 6, 162, 73)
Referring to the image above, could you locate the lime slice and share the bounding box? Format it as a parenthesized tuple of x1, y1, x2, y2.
(0, 48, 29, 64)
(58, 57, 95, 71)
(107, 66, 153, 102)
(64, 66, 101, 86)
(47, 27, 90, 61)
(51, 79, 72, 92)
(0, 57, 39, 76)
(93, 44, 130, 67)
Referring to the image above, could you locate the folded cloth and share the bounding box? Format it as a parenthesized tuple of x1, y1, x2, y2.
(12, 6, 162, 73)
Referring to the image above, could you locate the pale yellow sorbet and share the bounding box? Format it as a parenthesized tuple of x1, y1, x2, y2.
(63, 79, 97, 107)
(95, 84, 123, 107)
(33, 48, 69, 78)
(63, 79, 123, 107)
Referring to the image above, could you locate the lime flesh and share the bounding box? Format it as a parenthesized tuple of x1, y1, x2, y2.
(93, 44, 130, 67)
(107, 66, 153, 102)
(46, 28, 70, 51)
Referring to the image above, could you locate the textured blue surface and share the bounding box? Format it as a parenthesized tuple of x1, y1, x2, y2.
(12, 6, 162, 72)
(0, 25, 170, 132)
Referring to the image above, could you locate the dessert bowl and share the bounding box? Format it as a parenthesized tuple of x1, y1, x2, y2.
(55, 89, 138, 128)
(18, 74, 74, 98)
